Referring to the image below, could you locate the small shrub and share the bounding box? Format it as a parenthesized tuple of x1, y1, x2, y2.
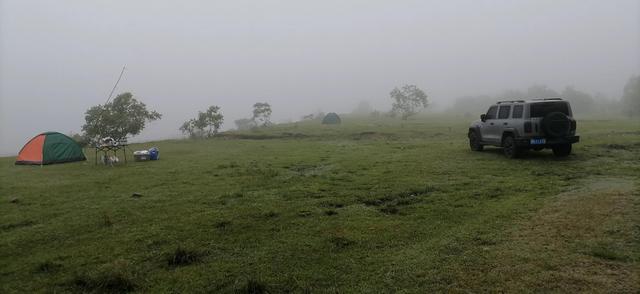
(166, 247, 201, 267)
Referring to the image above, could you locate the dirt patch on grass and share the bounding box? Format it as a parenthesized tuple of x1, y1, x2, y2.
(485, 177, 639, 292)
(1, 220, 36, 232)
(600, 143, 640, 150)
(360, 186, 435, 214)
(351, 131, 398, 141)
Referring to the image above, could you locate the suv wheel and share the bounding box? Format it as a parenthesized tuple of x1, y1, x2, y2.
(468, 131, 483, 151)
(502, 136, 521, 158)
(552, 144, 572, 157)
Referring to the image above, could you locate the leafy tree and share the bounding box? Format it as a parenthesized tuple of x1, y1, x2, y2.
(202, 105, 224, 136)
(179, 119, 197, 138)
(234, 118, 255, 131)
(562, 86, 595, 114)
(69, 132, 90, 148)
(526, 84, 559, 98)
(390, 85, 428, 120)
(82, 92, 161, 141)
(496, 89, 526, 100)
(301, 114, 315, 120)
(622, 75, 640, 117)
(451, 95, 494, 115)
(352, 100, 373, 115)
(252, 102, 272, 126)
(180, 105, 224, 138)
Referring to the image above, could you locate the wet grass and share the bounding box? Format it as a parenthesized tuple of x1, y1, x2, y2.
(0, 115, 638, 292)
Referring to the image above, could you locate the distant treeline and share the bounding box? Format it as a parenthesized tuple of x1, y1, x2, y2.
(449, 76, 639, 118)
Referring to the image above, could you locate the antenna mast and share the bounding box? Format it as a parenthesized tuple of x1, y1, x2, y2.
(105, 65, 126, 104)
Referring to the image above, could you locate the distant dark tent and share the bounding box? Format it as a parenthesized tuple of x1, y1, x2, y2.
(322, 112, 341, 125)
(15, 132, 86, 165)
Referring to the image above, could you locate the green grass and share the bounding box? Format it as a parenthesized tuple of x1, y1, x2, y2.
(1, 115, 639, 293)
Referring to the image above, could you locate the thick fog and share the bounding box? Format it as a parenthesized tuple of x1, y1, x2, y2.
(1, 0, 638, 155)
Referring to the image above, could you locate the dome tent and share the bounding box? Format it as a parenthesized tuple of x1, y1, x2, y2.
(15, 132, 86, 165)
(322, 112, 341, 124)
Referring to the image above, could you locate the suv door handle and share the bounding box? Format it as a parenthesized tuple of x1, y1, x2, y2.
(490, 122, 494, 125)
(503, 122, 508, 125)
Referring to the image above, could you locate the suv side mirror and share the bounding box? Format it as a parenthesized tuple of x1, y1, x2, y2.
(480, 114, 486, 122)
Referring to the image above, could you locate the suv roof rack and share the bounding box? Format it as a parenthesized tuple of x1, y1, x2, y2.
(530, 97, 563, 101)
(496, 100, 525, 104)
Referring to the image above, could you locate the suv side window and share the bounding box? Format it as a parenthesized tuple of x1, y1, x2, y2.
(498, 105, 511, 119)
(486, 106, 498, 119)
(512, 105, 523, 118)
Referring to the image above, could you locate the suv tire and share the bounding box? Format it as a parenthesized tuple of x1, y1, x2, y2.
(552, 144, 572, 157)
(502, 136, 521, 158)
(468, 131, 484, 151)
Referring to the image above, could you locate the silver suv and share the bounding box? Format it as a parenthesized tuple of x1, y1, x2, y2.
(468, 98, 579, 158)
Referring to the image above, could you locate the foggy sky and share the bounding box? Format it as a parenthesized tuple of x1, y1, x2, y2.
(1, 0, 639, 155)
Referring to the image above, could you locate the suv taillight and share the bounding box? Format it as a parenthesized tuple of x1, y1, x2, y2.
(570, 119, 576, 131)
(524, 121, 532, 133)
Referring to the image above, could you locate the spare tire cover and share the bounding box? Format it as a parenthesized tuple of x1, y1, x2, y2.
(542, 112, 570, 137)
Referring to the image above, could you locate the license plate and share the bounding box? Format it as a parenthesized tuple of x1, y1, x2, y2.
(530, 138, 546, 145)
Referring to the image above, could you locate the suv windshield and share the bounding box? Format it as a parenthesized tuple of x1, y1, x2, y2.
(529, 102, 570, 117)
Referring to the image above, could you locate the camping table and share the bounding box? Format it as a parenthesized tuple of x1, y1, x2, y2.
(94, 141, 128, 165)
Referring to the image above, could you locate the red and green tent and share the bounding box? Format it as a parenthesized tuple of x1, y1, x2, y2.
(15, 132, 86, 165)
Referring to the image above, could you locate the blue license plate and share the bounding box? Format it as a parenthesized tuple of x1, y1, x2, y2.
(530, 138, 546, 145)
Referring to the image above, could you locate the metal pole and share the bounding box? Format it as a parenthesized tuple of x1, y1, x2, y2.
(105, 66, 126, 105)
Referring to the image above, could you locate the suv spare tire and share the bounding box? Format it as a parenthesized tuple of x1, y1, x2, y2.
(541, 112, 571, 138)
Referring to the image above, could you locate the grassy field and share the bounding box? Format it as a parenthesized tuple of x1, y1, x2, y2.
(1, 115, 639, 293)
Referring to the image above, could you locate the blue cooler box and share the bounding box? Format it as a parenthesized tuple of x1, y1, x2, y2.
(149, 147, 159, 160)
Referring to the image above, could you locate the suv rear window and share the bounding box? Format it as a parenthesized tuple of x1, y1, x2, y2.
(530, 102, 570, 117)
